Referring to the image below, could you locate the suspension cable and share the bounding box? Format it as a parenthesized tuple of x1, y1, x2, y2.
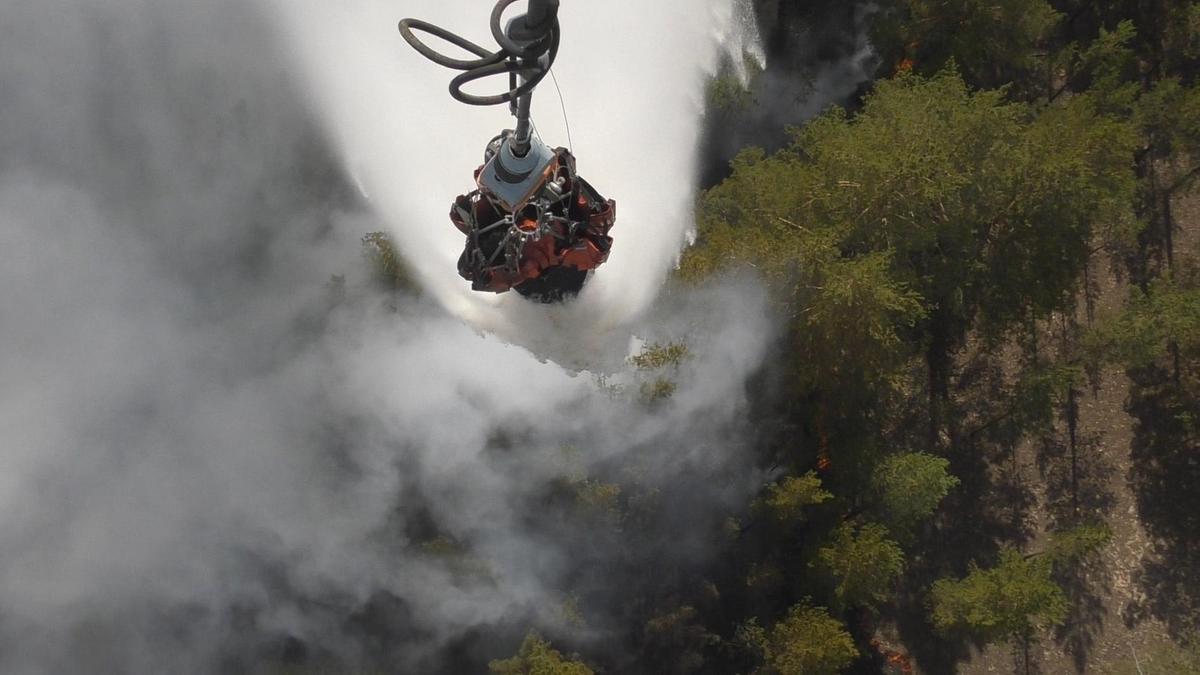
(398, 0, 560, 108)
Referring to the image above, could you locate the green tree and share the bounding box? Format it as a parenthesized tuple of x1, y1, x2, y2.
(1053, 0, 1200, 81)
(1046, 522, 1113, 565)
(362, 231, 417, 292)
(489, 632, 593, 675)
(1049, 11, 1200, 278)
(1055, 20, 1140, 111)
(630, 342, 691, 370)
(762, 472, 832, 523)
(871, 0, 1062, 92)
(684, 68, 1136, 444)
(641, 605, 721, 673)
(930, 548, 1068, 643)
(1137, 77, 1200, 197)
(1088, 273, 1200, 372)
(740, 602, 858, 675)
(630, 341, 691, 406)
(1129, 73, 1200, 276)
(871, 453, 960, 536)
(817, 522, 905, 610)
(706, 51, 764, 115)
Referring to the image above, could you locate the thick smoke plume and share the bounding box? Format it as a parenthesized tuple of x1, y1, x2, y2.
(0, 1, 778, 672)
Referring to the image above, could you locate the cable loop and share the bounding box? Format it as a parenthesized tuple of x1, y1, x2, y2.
(398, 1, 559, 107)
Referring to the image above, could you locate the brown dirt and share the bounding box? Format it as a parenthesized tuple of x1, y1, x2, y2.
(949, 184, 1199, 675)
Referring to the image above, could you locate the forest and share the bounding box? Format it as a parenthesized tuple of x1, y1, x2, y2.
(402, 0, 1200, 673)
(19, 0, 1200, 672)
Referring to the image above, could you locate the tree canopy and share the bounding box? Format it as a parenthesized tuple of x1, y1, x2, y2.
(930, 548, 1069, 642)
(489, 633, 594, 675)
(740, 602, 858, 675)
(817, 522, 905, 610)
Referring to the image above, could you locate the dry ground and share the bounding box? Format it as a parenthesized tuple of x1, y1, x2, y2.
(945, 186, 1199, 675)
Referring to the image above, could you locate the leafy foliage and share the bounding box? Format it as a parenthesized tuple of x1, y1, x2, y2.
(362, 231, 417, 291)
(349, 2, 1199, 671)
(1088, 275, 1200, 369)
(630, 341, 690, 405)
(1047, 523, 1113, 565)
(706, 51, 764, 114)
(638, 378, 678, 405)
(642, 605, 721, 672)
(740, 603, 858, 675)
(1137, 77, 1200, 193)
(572, 479, 623, 524)
(489, 632, 593, 675)
(871, 0, 1062, 92)
(931, 548, 1069, 642)
(871, 453, 960, 535)
(630, 342, 691, 370)
(684, 68, 1135, 422)
(763, 472, 832, 522)
(817, 522, 906, 610)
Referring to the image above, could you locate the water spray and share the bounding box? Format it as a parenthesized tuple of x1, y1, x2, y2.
(398, 1, 616, 303)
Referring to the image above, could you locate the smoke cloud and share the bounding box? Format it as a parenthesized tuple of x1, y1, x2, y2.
(700, 1, 879, 185)
(0, 0, 779, 672)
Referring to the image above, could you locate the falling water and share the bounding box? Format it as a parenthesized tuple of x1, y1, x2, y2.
(269, 0, 761, 336)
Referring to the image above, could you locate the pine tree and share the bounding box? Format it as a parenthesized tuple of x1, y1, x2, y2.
(930, 548, 1069, 643)
(817, 522, 905, 610)
(871, 452, 960, 537)
(739, 602, 858, 675)
(489, 632, 593, 675)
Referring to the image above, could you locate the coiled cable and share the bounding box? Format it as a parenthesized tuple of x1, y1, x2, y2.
(398, 0, 560, 108)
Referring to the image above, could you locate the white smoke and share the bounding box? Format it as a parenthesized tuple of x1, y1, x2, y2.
(701, 1, 879, 181)
(0, 1, 773, 671)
